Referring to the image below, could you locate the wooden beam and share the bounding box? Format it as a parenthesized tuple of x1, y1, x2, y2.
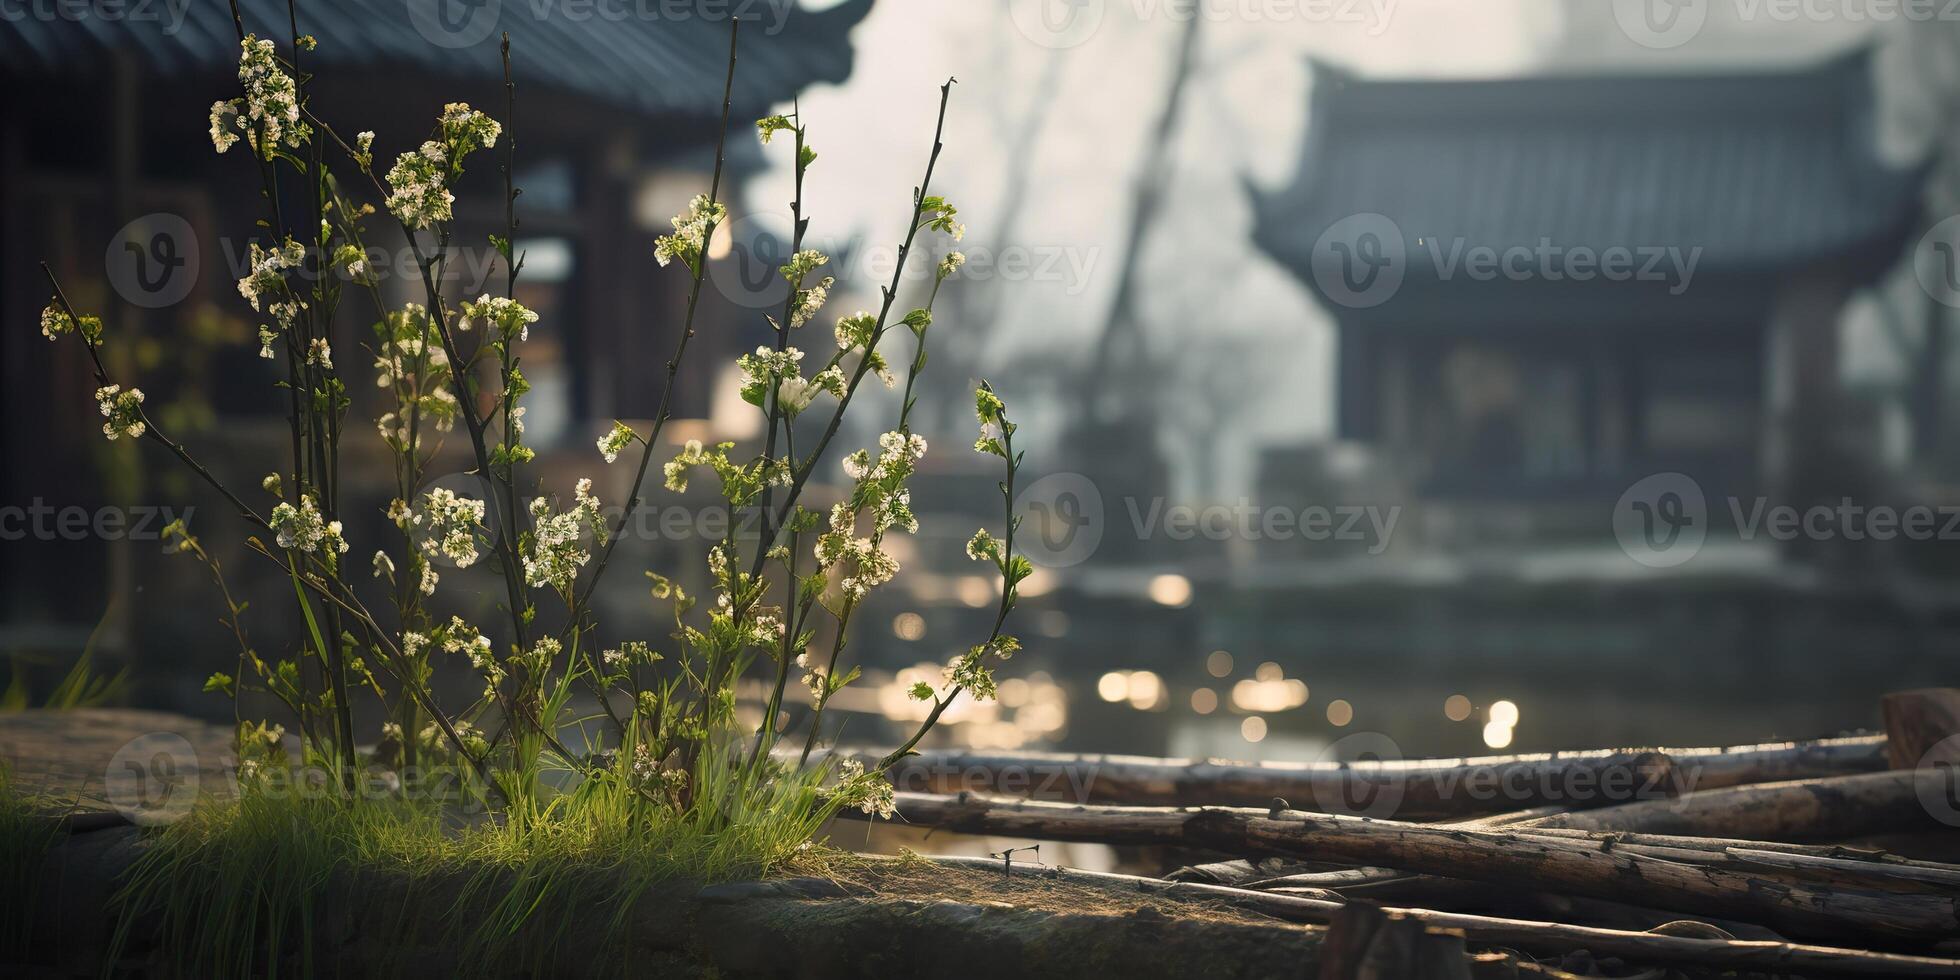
(1882, 689, 1960, 770)
(918, 855, 1960, 977)
(816, 735, 1886, 817)
(858, 791, 1960, 942)
(1512, 770, 1940, 841)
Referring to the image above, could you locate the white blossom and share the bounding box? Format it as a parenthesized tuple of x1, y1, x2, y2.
(94, 385, 146, 441)
(598, 420, 636, 464)
(653, 193, 725, 269)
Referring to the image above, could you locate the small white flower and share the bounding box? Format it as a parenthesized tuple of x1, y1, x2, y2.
(94, 385, 146, 441)
(598, 420, 636, 464)
(653, 193, 725, 269)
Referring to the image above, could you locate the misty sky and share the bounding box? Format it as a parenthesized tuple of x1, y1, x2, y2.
(759, 0, 1886, 498)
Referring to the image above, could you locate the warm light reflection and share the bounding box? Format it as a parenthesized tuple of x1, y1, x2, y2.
(1206, 650, 1233, 678)
(1483, 721, 1514, 749)
(957, 575, 993, 608)
(1444, 694, 1472, 722)
(1037, 610, 1070, 637)
(1097, 671, 1129, 703)
(1190, 688, 1218, 715)
(891, 612, 926, 641)
(998, 677, 1031, 708)
(1147, 573, 1192, 607)
(833, 664, 1069, 747)
(1326, 699, 1353, 727)
(1231, 677, 1308, 713)
(1255, 661, 1283, 682)
(1489, 700, 1519, 727)
(1241, 716, 1267, 742)
(1126, 670, 1163, 710)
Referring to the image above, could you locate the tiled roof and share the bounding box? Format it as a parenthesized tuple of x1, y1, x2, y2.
(1252, 49, 1925, 295)
(0, 0, 872, 116)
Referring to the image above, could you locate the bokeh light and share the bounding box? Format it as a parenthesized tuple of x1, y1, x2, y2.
(1326, 699, 1353, 727)
(1444, 694, 1472, 721)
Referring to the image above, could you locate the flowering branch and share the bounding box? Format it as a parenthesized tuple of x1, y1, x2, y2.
(878, 382, 1025, 772)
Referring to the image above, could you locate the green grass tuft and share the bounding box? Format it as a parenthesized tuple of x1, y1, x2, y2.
(110, 739, 844, 978)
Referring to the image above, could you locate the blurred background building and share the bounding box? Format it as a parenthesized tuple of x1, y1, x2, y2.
(5, 0, 1960, 769)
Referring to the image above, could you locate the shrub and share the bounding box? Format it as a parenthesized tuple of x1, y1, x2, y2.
(40, 11, 1026, 852)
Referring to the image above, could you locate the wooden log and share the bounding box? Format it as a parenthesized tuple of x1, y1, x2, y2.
(1327, 914, 1487, 979)
(833, 747, 1679, 819)
(921, 855, 1960, 977)
(863, 792, 1960, 942)
(819, 734, 1886, 817)
(1453, 827, 1960, 891)
(1317, 901, 1390, 979)
(1883, 689, 1960, 770)
(1513, 770, 1944, 841)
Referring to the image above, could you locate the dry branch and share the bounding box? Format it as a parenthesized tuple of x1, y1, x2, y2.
(824, 734, 1886, 817)
(920, 855, 1960, 977)
(1512, 770, 1943, 841)
(860, 792, 1960, 942)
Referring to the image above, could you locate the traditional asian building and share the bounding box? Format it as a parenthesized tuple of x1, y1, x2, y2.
(1252, 50, 1924, 513)
(0, 2, 871, 674)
